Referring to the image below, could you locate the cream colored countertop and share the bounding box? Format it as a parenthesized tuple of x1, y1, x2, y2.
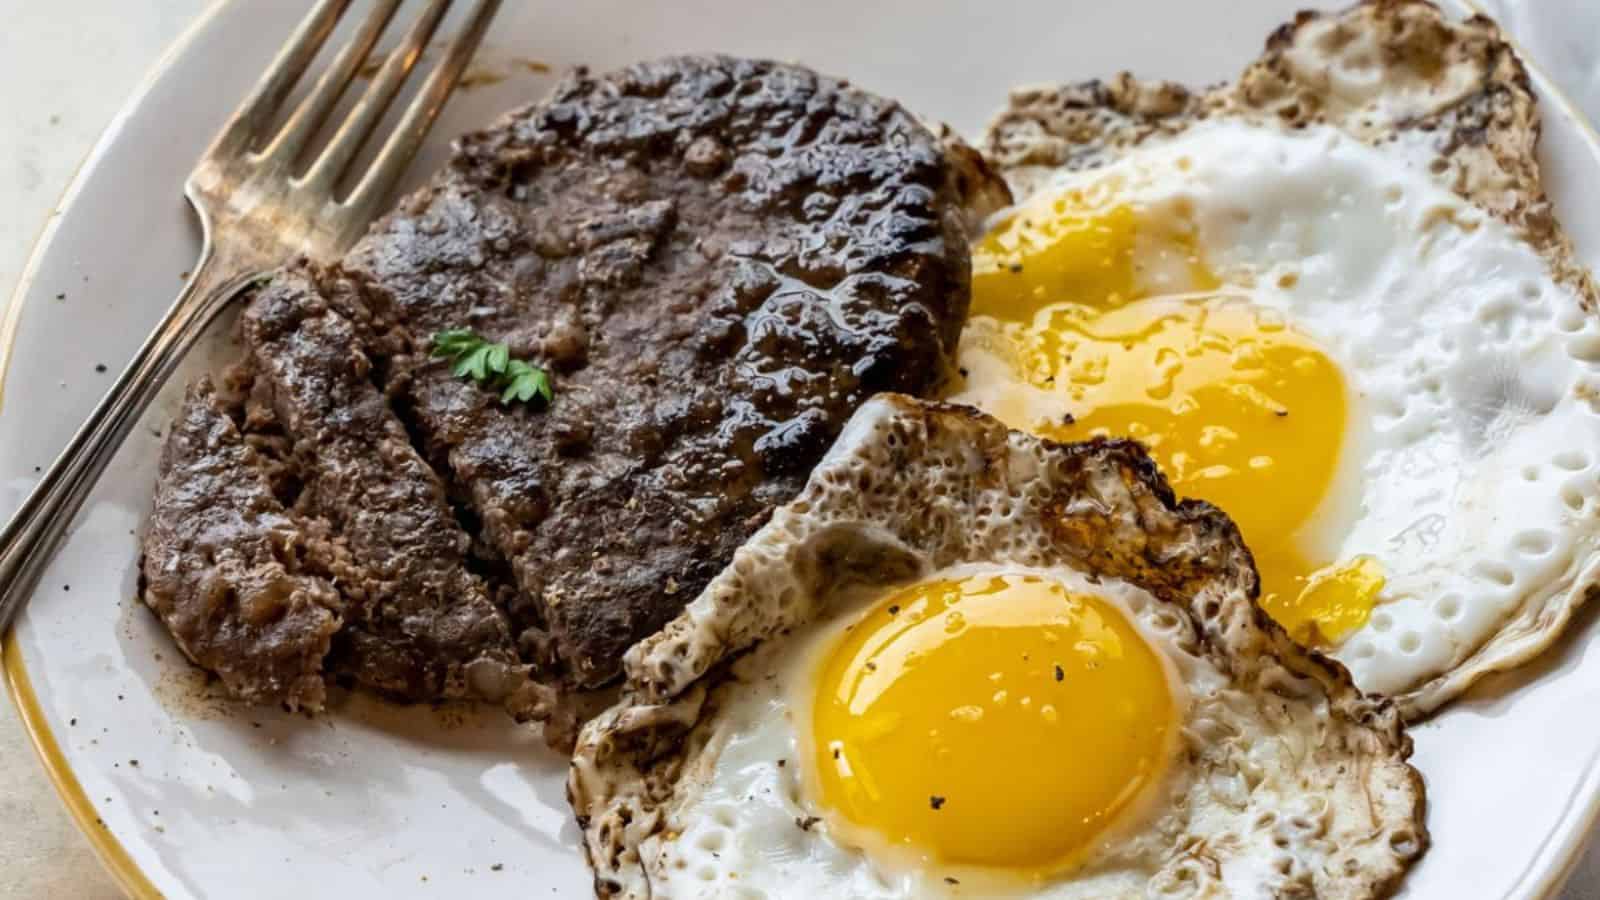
(0, 6, 212, 897)
(3, 1, 1600, 897)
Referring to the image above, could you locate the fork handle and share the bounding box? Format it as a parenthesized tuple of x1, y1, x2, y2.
(0, 244, 266, 635)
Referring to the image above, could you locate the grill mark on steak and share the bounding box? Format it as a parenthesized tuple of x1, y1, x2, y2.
(140, 377, 343, 711)
(330, 55, 988, 687)
(241, 268, 532, 707)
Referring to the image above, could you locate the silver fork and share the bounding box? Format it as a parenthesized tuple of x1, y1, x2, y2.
(0, 0, 502, 632)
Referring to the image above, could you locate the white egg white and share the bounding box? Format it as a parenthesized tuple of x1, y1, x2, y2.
(963, 119, 1600, 704)
(639, 563, 1200, 899)
(575, 393, 1424, 899)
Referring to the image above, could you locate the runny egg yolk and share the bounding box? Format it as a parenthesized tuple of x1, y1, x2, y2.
(961, 185, 1380, 644)
(809, 574, 1174, 872)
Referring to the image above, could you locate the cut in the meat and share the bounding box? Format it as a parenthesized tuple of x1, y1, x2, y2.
(141, 54, 1005, 715)
(140, 377, 342, 711)
(240, 269, 535, 710)
(330, 55, 1005, 687)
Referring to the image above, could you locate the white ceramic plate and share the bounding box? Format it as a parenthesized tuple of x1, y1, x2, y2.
(6, 1, 1600, 897)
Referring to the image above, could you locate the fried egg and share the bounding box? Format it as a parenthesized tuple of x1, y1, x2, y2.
(571, 395, 1424, 899)
(948, 159, 1372, 654)
(965, 3, 1600, 715)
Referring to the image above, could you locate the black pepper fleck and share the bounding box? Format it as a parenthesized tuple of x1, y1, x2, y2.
(930, 795, 946, 810)
(94, 364, 107, 373)
(887, 605, 900, 616)
(1054, 665, 1064, 682)
(491, 864, 504, 872)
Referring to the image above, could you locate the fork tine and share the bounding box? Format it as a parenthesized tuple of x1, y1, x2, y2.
(262, 0, 405, 167)
(346, 0, 503, 214)
(208, 0, 353, 160)
(299, 0, 454, 195)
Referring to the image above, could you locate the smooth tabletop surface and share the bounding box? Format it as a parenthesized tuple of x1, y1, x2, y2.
(1, 1, 1599, 897)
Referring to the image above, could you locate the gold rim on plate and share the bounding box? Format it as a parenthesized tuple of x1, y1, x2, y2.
(4, 2, 1600, 898)
(2, 632, 163, 899)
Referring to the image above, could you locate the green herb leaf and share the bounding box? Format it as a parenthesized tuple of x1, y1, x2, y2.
(431, 329, 480, 357)
(486, 342, 511, 375)
(499, 360, 553, 406)
(431, 329, 553, 408)
(459, 345, 493, 380)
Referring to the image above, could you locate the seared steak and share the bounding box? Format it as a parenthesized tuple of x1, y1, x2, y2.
(335, 55, 994, 686)
(142, 54, 1005, 710)
(142, 378, 342, 710)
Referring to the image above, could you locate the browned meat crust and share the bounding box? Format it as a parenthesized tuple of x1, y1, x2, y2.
(332, 55, 990, 687)
(141, 55, 1003, 717)
(140, 377, 342, 710)
(240, 269, 529, 705)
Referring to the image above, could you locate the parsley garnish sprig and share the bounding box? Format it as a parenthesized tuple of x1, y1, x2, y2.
(431, 330, 553, 406)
